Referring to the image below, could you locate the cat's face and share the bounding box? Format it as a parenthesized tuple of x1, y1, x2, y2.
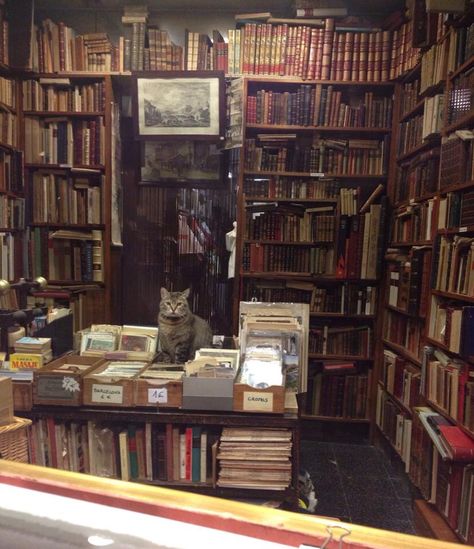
(159, 288, 190, 319)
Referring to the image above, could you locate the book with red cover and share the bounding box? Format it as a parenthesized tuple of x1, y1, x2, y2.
(439, 425, 474, 462)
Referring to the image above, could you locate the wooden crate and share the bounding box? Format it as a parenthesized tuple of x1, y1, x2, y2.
(0, 376, 14, 425)
(82, 360, 149, 407)
(135, 377, 182, 409)
(33, 355, 105, 406)
(233, 382, 285, 414)
(12, 381, 33, 411)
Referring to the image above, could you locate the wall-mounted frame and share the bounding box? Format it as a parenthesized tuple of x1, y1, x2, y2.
(132, 71, 225, 140)
(140, 140, 223, 186)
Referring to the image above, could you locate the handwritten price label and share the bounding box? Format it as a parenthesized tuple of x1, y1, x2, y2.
(91, 384, 123, 404)
(148, 387, 168, 404)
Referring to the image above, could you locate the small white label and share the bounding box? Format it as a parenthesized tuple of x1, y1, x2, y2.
(310, 172, 324, 178)
(459, 227, 468, 233)
(91, 384, 123, 404)
(148, 387, 168, 404)
(409, 198, 415, 204)
(243, 391, 273, 411)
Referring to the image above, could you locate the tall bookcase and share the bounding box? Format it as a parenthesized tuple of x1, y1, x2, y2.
(234, 74, 393, 428)
(376, 8, 474, 544)
(20, 73, 116, 326)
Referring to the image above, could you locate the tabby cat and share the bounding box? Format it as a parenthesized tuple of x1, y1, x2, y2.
(157, 287, 213, 363)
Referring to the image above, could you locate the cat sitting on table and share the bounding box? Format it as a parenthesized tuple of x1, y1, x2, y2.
(157, 287, 212, 363)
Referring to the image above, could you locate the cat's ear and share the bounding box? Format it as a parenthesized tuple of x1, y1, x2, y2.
(182, 288, 190, 299)
(161, 287, 170, 299)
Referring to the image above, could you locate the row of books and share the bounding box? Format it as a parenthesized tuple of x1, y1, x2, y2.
(382, 350, 420, 410)
(420, 38, 449, 94)
(0, 232, 20, 281)
(0, 3, 8, 67)
(375, 388, 412, 472)
(397, 113, 424, 157)
(409, 407, 474, 544)
(28, 418, 217, 484)
(384, 310, 423, 360)
(399, 78, 420, 120)
(22, 80, 106, 113)
(0, 149, 24, 194)
(0, 110, 17, 148)
(449, 22, 474, 74)
(447, 69, 474, 127)
(387, 246, 432, 318)
(243, 280, 376, 316)
(422, 94, 444, 140)
(391, 200, 437, 244)
(440, 131, 474, 189)
(308, 324, 371, 357)
(433, 235, 474, 297)
(242, 242, 334, 275)
(244, 137, 389, 176)
(31, 172, 102, 225)
(246, 86, 392, 128)
(0, 195, 24, 230)
(394, 148, 439, 204)
(438, 190, 474, 230)
(335, 202, 386, 280)
(245, 207, 336, 243)
(389, 19, 420, 81)
(29, 228, 103, 283)
(216, 427, 292, 491)
(24, 117, 105, 167)
(0, 76, 15, 109)
(243, 176, 340, 199)
(308, 365, 369, 418)
(428, 298, 474, 359)
(426, 351, 472, 423)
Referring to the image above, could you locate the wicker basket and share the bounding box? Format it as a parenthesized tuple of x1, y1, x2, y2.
(0, 417, 31, 463)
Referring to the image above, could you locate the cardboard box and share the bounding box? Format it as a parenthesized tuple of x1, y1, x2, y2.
(233, 381, 286, 414)
(0, 377, 14, 425)
(135, 374, 183, 409)
(182, 349, 240, 412)
(82, 360, 149, 407)
(33, 355, 105, 406)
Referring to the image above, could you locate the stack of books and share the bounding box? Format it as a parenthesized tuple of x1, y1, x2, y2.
(10, 336, 53, 369)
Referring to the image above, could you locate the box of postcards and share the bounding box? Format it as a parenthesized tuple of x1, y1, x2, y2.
(33, 354, 106, 406)
(134, 363, 183, 409)
(82, 360, 150, 407)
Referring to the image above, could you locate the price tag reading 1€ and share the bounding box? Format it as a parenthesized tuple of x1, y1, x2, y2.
(148, 387, 168, 404)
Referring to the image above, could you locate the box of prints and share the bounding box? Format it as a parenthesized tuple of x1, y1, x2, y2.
(134, 364, 183, 409)
(82, 360, 149, 407)
(233, 382, 285, 414)
(33, 355, 106, 406)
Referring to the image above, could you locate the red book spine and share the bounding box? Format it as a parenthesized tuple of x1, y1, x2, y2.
(185, 427, 192, 481)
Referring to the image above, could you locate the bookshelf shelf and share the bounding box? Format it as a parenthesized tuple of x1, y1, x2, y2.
(438, 180, 474, 194)
(308, 353, 372, 361)
(382, 339, 422, 367)
(394, 190, 438, 210)
(386, 304, 424, 319)
(397, 137, 441, 163)
(437, 226, 474, 235)
(0, 141, 20, 154)
(35, 72, 122, 79)
(399, 98, 425, 123)
(25, 163, 105, 171)
(431, 289, 474, 304)
(448, 54, 474, 81)
(246, 124, 391, 134)
(425, 336, 474, 364)
(310, 312, 375, 319)
(389, 241, 432, 247)
(244, 170, 387, 179)
(299, 414, 370, 424)
(377, 382, 413, 416)
(425, 398, 474, 441)
(29, 223, 105, 230)
(46, 280, 105, 287)
(23, 111, 104, 117)
(0, 100, 15, 114)
(419, 80, 445, 99)
(244, 197, 338, 204)
(443, 110, 474, 135)
(243, 239, 333, 246)
(240, 273, 378, 283)
(245, 76, 395, 88)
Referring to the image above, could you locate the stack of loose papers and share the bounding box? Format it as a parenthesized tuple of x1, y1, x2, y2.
(91, 361, 147, 378)
(217, 427, 292, 490)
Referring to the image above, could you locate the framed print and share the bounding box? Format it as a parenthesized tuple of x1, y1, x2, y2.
(133, 71, 225, 140)
(140, 140, 223, 186)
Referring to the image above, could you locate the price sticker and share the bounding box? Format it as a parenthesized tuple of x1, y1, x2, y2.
(148, 387, 168, 404)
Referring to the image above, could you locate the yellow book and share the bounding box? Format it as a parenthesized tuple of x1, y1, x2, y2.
(10, 353, 44, 370)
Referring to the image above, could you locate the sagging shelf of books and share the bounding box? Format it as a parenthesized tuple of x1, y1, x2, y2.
(0, 302, 309, 417)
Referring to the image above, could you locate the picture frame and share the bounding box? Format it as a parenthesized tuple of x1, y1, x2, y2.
(133, 71, 225, 140)
(140, 140, 224, 186)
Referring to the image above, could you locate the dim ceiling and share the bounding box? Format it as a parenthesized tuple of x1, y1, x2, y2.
(34, 0, 406, 16)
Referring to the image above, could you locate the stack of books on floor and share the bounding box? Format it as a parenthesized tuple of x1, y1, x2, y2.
(10, 337, 53, 369)
(217, 427, 292, 491)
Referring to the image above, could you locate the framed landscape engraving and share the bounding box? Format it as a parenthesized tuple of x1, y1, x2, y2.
(133, 71, 225, 140)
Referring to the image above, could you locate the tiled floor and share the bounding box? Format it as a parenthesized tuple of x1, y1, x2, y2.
(300, 440, 420, 534)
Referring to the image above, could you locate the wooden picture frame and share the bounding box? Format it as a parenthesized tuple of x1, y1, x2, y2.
(139, 140, 224, 186)
(133, 71, 225, 140)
